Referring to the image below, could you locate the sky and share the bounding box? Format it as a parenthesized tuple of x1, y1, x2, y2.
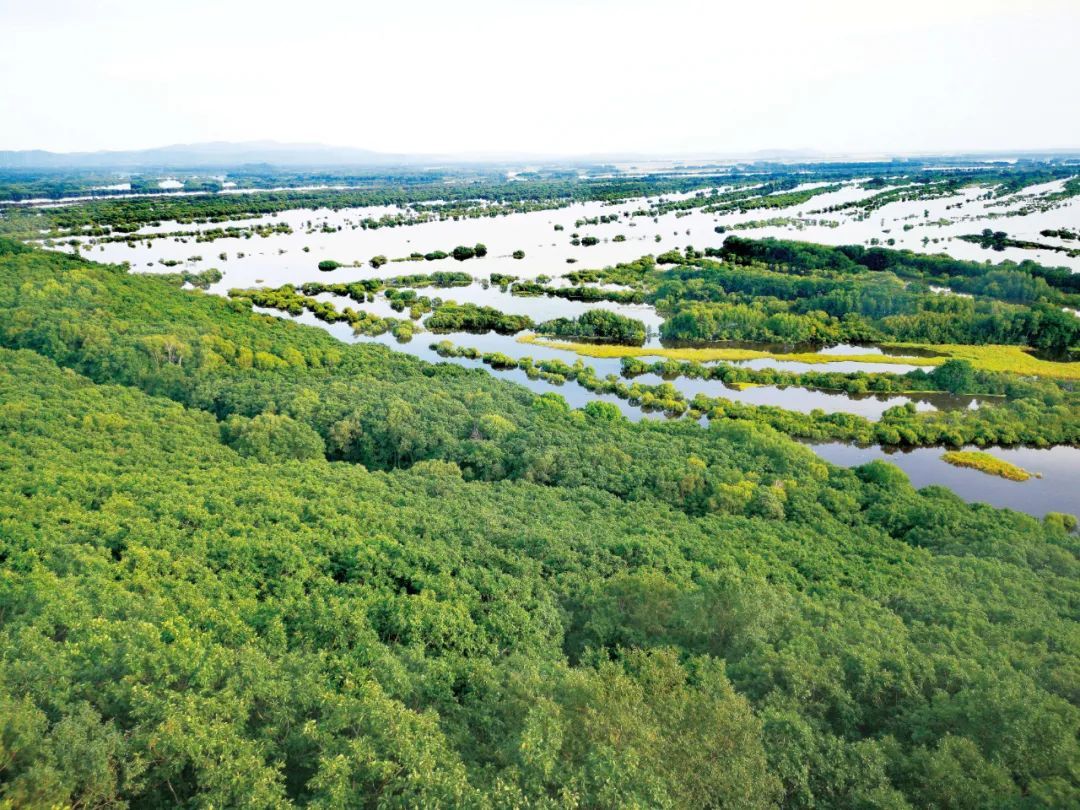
(1, 0, 1078, 156)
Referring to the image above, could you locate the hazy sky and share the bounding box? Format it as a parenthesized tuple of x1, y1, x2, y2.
(2, 0, 1078, 155)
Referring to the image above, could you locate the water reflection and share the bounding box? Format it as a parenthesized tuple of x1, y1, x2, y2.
(630, 373, 980, 419)
(807, 443, 1079, 519)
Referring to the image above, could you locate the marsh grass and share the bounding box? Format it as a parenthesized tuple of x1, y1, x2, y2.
(518, 335, 1080, 380)
(941, 450, 1037, 481)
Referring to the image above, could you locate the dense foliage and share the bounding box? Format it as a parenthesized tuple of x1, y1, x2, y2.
(536, 310, 648, 345)
(544, 242, 1080, 352)
(424, 302, 534, 335)
(0, 239, 1078, 807)
(620, 355, 1070, 399)
(719, 236, 1080, 299)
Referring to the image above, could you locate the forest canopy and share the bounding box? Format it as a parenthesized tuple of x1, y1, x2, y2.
(0, 237, 1077, 807)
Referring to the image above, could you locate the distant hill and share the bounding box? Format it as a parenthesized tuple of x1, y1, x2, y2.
(2, 141, 1077, 171)
(0, 141, 417, 169)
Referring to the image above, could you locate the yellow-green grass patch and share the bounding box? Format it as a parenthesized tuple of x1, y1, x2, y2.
(941, 450, 1037, 481)
(517, 334, 1080, 380)
(518, 334, 929, 365)
(884, 343, 1080, 380)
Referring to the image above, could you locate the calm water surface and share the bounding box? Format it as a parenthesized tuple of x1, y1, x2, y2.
(808, 443, 1079, 518)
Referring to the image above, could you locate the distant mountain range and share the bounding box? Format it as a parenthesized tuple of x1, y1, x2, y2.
(0, 142, 863, 170)
(0, 141, 635, 170)
(0, 141, 422, 169)
(1, 141, 1077, 171)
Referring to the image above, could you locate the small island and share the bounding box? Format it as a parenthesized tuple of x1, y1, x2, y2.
(941, 450, 1036, 481)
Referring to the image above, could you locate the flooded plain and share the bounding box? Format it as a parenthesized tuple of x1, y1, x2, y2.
(49, 176, 1080, 515)
(59, 175, 1080, 285)
(60, 175, 1079, 390)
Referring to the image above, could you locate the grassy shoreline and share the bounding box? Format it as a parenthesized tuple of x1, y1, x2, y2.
(884, 343, 1080, 380)
(517, 335, 1080, 379)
